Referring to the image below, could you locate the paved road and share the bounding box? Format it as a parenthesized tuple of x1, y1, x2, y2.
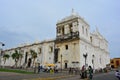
(0, 72, 72, 80)
(0, 71, 119, 80)
(58, 71, 119, 80)
(93, 71, 118, 80)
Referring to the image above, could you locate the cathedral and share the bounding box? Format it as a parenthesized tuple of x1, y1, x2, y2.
(1, 11, 110, 70)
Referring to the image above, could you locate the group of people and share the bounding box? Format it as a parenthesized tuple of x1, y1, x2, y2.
(80, 65, 93, 80)
(80, 65, 120, 80)
(37, 65, 58, 73)
(36, 64, 120, 80)
(68, 67, 79, 75)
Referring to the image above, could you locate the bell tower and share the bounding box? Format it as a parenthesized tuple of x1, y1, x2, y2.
(56, 10, 80, 42)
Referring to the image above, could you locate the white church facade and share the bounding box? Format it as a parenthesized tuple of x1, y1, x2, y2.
(1, 11, 110, 70)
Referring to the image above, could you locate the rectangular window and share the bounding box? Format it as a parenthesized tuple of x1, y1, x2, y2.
(39, 48, 41, 54)
(90, 36, 92, 42)
(57, 27, 61, 33)
(49, 46, 53, 53)
(70, 23, 73, 33)
(116, 60, 119, 66)
(50, 47, 53, 52)
(62, 27, 64, 35)
(65, 45, 68, 50)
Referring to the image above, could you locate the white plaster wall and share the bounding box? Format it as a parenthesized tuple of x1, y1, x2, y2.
(57, 40, 80, 68)
(41, 42, 54, 65)
(78, 19, 90, 43)
(79, 40, 95, 69)
(72, 21, 78, 32)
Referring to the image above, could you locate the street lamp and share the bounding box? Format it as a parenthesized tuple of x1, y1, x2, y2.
(92, 54, 95, 69)
(61, 54, 62, 72)
(83, 53, 88, 78)
(0, 42, 5, 47)
(83, 53, 88, 66)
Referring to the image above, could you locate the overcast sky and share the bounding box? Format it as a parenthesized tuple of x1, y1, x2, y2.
(0, 0, 120, 58)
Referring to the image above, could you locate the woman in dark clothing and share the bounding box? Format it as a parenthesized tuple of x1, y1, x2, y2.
(81, 65, 85, 79)
(88, 66, 93, 80)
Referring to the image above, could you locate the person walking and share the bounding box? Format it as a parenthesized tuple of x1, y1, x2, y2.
(88, 66, 93, 80)
(69, 67, 72, 74)
(38, 65, 40, 73)
(81, 65, 85, 79)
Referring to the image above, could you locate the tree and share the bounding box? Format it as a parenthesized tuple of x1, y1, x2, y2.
(30, 49, 37, 67)
(3, 54, 10, 64)
(11, 50, 19, 67)
(18, 51, 23, 67)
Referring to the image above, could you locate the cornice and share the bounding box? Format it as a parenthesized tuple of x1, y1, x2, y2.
(56, 14, 89, 27)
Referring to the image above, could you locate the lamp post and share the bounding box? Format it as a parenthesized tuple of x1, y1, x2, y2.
(61, 54, 62, 72)
(0, 42, 5, 47)
(83, 53, 88, 78)
(83, 53, 88, 66)
(92, 54, 95, 70)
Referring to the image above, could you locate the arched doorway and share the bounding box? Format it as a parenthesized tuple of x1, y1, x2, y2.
(28, 58, 32, 67)
(65, 63, 67, 69)
(64, 60, 68, 69)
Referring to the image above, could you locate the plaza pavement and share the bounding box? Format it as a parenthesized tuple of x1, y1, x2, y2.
(0, 71, 82, 80)
(0, 69, 119, 80)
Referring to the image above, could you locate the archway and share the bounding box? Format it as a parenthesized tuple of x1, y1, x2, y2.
(28, 58, 32, 67)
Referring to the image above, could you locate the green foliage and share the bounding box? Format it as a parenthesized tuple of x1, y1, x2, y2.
(3, 54, 10, 59)
(12, 50, 19, 62)
(3, 54, 10, 64)
(30, 49, 37, 59)
(11, 50, 23, 67)
(30, 49, 37, 66)
(0, 68, 34, 74)
(19, 52, 23, 59)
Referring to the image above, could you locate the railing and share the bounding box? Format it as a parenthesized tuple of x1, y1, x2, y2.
(56, 31, 79, 41)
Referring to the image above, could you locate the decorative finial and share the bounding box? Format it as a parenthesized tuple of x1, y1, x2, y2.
(72, 8, 74, 13)
(71, 8, 75, 15)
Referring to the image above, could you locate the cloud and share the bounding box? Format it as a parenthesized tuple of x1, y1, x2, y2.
(0, 0, 120, 58)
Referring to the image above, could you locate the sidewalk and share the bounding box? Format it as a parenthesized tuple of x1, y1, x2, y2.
(21, 71, 86, 80)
